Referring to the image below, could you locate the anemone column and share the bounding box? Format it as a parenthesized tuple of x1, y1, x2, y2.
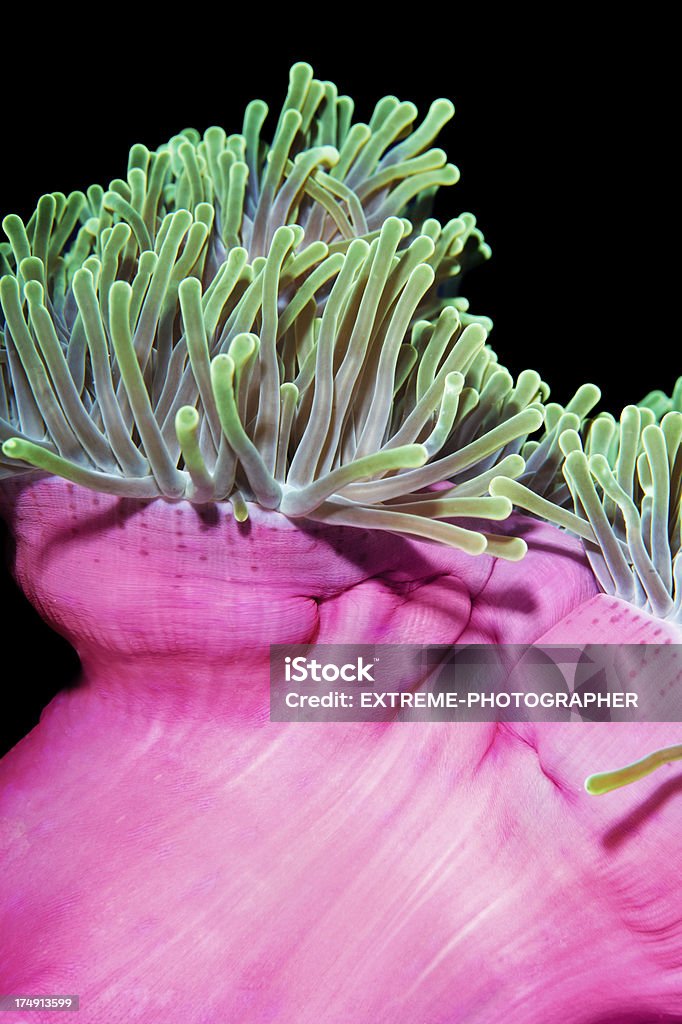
(1, 479, 682, 1023)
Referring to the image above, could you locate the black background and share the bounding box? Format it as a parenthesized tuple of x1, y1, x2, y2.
(0, 38, 676, 755)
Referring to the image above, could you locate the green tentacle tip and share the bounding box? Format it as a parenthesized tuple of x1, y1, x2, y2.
(483, 496, 513, 520)
(231, 492, 249, 523)
(175, 406, 200, 431)
(484, 535, 527, 562)
(2, 438, 23, 459)
(585, 745, 682, 795)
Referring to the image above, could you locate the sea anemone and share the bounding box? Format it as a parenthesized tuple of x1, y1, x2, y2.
(1, 62, 681, 1024)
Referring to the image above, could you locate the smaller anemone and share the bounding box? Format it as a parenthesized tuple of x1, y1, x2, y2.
(492, 402, 682, 621)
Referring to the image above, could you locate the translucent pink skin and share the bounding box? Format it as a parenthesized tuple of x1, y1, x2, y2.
(1, 478, 681, 1023)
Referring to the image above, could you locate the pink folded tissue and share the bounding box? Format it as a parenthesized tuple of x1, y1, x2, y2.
(1, 477, 681, 1024)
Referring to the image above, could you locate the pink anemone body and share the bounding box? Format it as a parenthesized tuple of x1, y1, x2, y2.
(1, 477, 681, 1023)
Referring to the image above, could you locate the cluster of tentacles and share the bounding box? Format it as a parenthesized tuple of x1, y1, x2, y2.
(0, 62, 566, 560)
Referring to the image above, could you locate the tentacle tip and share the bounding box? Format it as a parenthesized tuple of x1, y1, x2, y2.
(496, 537, 528, 562)
(434, 97, 455, 119)
(2, 439, 21, 458)
(488, 476, 510, 497)
(290, 60, 314, 79)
